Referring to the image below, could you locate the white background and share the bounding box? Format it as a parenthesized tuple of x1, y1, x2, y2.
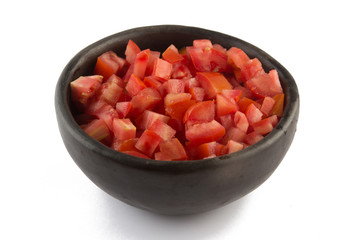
(1, 0, 359, 239)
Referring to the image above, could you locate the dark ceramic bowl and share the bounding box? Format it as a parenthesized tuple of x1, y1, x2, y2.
(55, 25, 299, 215)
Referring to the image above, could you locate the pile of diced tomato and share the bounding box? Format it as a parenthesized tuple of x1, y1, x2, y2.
(71, 39, 284, 160)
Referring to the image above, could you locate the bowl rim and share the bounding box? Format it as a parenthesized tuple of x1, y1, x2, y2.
(55, 24, 299, 170)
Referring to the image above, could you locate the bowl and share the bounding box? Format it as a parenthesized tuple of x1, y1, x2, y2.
(55, 25, 299, 215)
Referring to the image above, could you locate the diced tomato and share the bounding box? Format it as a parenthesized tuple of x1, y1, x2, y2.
(115, 101, 132, 118)
(145, 51, 161, 76)
(152, 58, 172, 81)
(220, 127, 246, 145)
(270, 93, 285, 117)
(157, 138, 188, 160)
(149, 119, 176, 141)
(238, 97, 261, 113)
(241, 58, 264, 81)
(189, 86, 205, 102)
(112, 118, 136, 141)
(218, 114, 234, 130)
(235, 85, 256, 99)
(185, 120, 225, 145)
(133, 49, 150, 80)
(185, 77, 200, 90)
(224, 140, 244, 154)
(71, 75, 103, 105)
(94, 51, 126, 80)
(122, 150, 150, 159)
(194, 141, 221, 159)
(98, 80, 123, 106)
(193, 39, 213, 48)
(154, 151, 173, 161)
(135, 110, 170, 130)
(167, 79, 185, 94)
(111, 138, 138, 152)
(83, 119, 110, 141)
(135, 129, 162, 157)
(164, 93, 195, 120)
(245, 104, 263, 125)
(213, 44, 227, 53)
(144, 76, 162, 89)
(171, 61, 192, 79)
(260, 96, 276, 116)
(105, 74, 124, 88)
(246, 71, 283, 98)
(162, 44, 184, 63)
(210, 48, 230, 72)
(125, 73, 146, 97)
(221, 89, 242, 104)
(216, 94, 238, 117)
(183, 100, 215, 124)
(130, 88, 162, 116)
(245, 131, 264, 145)
(233, 111, 249, 133)
(252, 117, 274, 135)
(187, 46, 212, 72)
(125, 40, 141, 64)
(227, 47, 250, 69)
(94, 104, 119, 131)
(196, 72, 233, 99)
(268, 115, 279, 127)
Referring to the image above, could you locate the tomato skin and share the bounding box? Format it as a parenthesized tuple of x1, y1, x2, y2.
(270, 93, 284, 117)
(111, 138, 138, 152)
(162, 44, 184, 64)
(122, 150, 150, 159)
(238, 97, 261, 113)
(196, 72, 232, 99)
(185, 120, 225, 145)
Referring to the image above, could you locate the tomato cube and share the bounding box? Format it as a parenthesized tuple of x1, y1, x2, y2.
(188, 46, 212, 72)
(111, 138, 138, 152)
(270, 93, 285, 117)
(189, 86, 205, 102)
(227, 47, 250, 69)
(145, 50, 161, 76)
(122, 150, 150, 159)
(167, 79, 185, 94)
(224, 140, 244, 154)
(164, 93, 195, 120)
(196, 72, 233, 99)
(135, 130, 162, 157)
(185, 120, 225, 145)
(133, 49, 150, 80)
(241, 58, 264, 81)
(152, 58, 172, 81)
(260, 96, 276, 116)
(130, 88, 162, 116)
(233, 111, 249, 133)
(125, 73, 146, 97)
(112, 118, 136, 141)
(245, 131, 264, 145)
(115, 101, 132, 118)
(216, 94, 238, 117)
(144, 76, 162, 89)
(157, 138, 188, 160)
(94, 51, 126, 80)
(71, 75, 103, 105)
(125, 40, 141, 64)
(94, 104, 119, 131)
(83, 119, 110, 141)
(162, 44, 184, 64)
(149, 119, 176, 141)
(246, 71, 283, 98)
(245, 104, 263, 125)
(135, 110, 170, 130)
(183, 100, 215, 124)
(98, 80, 123, 106)
(252, 117, 274, 135)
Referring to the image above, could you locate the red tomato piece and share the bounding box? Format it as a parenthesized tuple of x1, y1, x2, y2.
(183, 100, 215, 124)
(185, 77, 200, 90)
(213, 43, 227, 53)
(238, 97, 261, 113)
(196, 72, 233, 99)
(111, 138, 138, 152)
(83, 119, 110, 141)
(149, 119, 176, 141)
(115, 101, 132, 118)
(94, 51, 126, 80)
(193, 39, 213, 48)
(220, 127, 247, 145)
(224, 140, 244, 154)
(216, 94, 238, 117)
(144, 76, 162, 89)
(187, 46, 212, 72)
(252, 117, 274, 135)
(210, 48, 230, 72)
(171, 61, 192, 79)
(189, 86, 205, 102)
(270, 94, 285, 117)
(195, 141, 220, 159)
(157, 138, 188, 160)
(125, 73, 146, 97)
(241, 58, 264, 81)
(218, 114, 234, 130)
(246, 72, 283, 98)
(145, 50, 161, 76)
(260, 96, 276, 116)
(185, 120, 225, 145)
(94, 104, 119, 131)
(122, 150, 150, 159)
(125, 40, 141, 64)
(245, 131, 264, 145)
(233, 111, 249, 133)
(235, 85, 256, 99)
(98, 80, 123, 106)
(167, 79, 185, 94)
(245, 104, 263, 125)
(221, 89, 242, 104)
(164, 93, 195, 120)
(227, 47, 250, 69)
(133, 49, 150, 80)
(135, 129, 162, 157)
(71, 75, 103, 105)
(152, 58, 172, 81)
(130, 88, 162, 116)
(112, 118, 136, 141)
(135, 110, 170, 130)
(162, 44, 184, 64)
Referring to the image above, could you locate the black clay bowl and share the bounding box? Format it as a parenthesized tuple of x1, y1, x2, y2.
(55, 25, 299, 215)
